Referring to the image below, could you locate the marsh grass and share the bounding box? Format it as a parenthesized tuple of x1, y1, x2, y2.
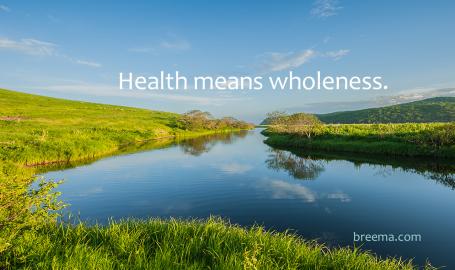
(3, 217, 431, 270)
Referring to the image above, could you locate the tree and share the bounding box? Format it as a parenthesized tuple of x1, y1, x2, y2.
(285, 113, 322, 139)
(178, 110, 213, 130)
(177, 110, 253, 131)
(266, 111, 322, 139)
(265, 111, 288, 125)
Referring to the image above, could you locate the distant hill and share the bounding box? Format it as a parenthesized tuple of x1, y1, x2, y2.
(260, 97, 455, 124)
(316, 97, 455, 123)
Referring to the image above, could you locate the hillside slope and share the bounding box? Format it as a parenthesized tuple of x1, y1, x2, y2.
(0, 88, 186, 165)
(0, 88, 251, 165)
(316, 97, 455, 124)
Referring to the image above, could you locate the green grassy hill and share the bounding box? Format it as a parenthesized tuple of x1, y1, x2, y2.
(0, 88, 251, 165)
(0, 88, 184, 165)
(316, 97, 455, 124)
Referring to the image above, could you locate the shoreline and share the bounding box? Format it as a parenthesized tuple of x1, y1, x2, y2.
(261, 124, 455, 159)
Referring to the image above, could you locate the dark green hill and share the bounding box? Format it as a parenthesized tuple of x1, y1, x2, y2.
(316, 97, 455, 124)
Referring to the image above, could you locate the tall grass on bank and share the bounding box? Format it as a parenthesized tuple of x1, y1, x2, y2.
(3, 217, 429, 270)
(263, 123, 455, 158)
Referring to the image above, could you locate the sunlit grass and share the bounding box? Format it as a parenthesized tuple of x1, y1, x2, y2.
(264, 123, 455, 158)
(0, 89, 438, 269)
(0, 88, 237, 166)
(4, 217, 431, 270)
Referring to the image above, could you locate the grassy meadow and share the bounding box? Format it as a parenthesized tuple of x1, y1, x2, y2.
(263, 122, 455, 158)
(0, 89, 436, 269)
(0, 88, 252, 166)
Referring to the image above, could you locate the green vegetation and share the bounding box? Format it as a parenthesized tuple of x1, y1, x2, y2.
(316, 97, 455, 124)
(0, 89, 436, 269)
(263, 112, 455, 158)
(0, 89, 252, 166)
(178, 110, 253, 130)
(3, 217, 430, 270)
(0, 88, 251, 259)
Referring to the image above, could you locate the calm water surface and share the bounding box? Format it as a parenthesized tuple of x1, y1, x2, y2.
(42, 129, 455, 268)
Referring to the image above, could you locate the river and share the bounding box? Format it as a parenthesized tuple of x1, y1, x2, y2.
(42, 129, 455, 268)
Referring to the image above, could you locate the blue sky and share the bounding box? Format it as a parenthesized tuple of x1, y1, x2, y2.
(1, 0, 455, 122)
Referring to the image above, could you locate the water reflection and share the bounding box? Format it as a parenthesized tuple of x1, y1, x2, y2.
(265, 149, 325, 180)
(268, 146, 455, 189)
(267, 179, 317, 202)
(41, 129, 455, 268)
(34, 137, 176, 173)
(35, 131, 250, 173)
(178, 130, 249, 156)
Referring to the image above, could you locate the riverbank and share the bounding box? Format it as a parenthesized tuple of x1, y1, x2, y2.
(0, 89, 432, 269)
(0, 89, 252, 257)
(4, 217, 426, 270)
(262, 123, 455, 158)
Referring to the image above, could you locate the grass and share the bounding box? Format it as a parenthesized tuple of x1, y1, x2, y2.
(0, 89, 436, 269)
(0, 88, 250, 258)
(0, 88, 245, 166)
(3, 217, 429, 270)
(263, 123, 455, 158)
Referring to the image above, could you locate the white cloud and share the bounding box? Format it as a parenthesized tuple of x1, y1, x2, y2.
(259, 48, 349, 73)
(0, 5, 10, 12)
(0, 37, 102, 68)
(75, 59, 102, 68)
(0, 37, 56, 56)
(261, 50, 316, 73)
(311, 0, 342, 18)
(324, 49, 349, 60)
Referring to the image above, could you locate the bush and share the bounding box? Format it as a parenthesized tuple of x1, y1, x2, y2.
(0, 162, 64, 256)
(177, 110, 254, 131)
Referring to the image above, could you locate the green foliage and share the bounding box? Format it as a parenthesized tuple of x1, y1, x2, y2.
(270, 113, 323, 139)
(0, 88, 252, 259)
(264, 111, 288, 125)
(264, 123, 455, 158)
(178, 110, 254, 131)
(0, 89, 252, 165)
(2, 217, 430, 270)
(0, 162, 65, 253)
(316, 97, 455, 124)
(0, 89, 436, 269)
